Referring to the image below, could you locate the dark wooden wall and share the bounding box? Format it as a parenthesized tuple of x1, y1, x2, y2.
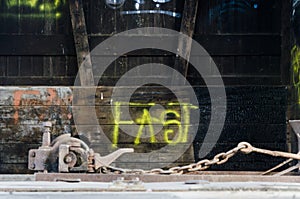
(0, 0, 292, 173)
(289, 0, 300, 155)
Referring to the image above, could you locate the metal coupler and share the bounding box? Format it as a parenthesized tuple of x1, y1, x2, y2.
(28, 122, 133, 173)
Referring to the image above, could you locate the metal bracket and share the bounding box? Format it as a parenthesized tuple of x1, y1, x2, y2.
(275, 120, 300, 176)
(28, 122, 134, 173)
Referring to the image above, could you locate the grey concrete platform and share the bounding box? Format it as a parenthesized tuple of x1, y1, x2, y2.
(1, 180, 300, 192)
(0, 174, 300, 198)
(0, 191, 299, 199)
(0, 179, 299, 198)
(0, 175, 34, 182)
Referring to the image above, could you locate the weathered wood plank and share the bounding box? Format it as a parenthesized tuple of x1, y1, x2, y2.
(173, 0, 198, 82)
(0, 164, 33, 174)
(89, 34, 281, 56)
(0, 35, 75, 56)
(0, 77, 76, 86)
(0, 105, 286, 125)
(69, 0, 94, 86)
(0, 86, 287, 106)
(0, 144, 39, 164)
(0, 35, 281, 56)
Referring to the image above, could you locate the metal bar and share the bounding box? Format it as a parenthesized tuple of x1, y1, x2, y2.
(240, 142, 300, 160)
(35, 172, 300, 183)
(261, 158, 293, 175)
(251, 146, 300, 160)
(273, 163, 300, 176)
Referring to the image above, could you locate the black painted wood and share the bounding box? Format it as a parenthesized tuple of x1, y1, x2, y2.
(172, 0, 198, 82)
(0, 35, 281, 56)
(0, 0, 291, 172)
(69, 0, 94, 86)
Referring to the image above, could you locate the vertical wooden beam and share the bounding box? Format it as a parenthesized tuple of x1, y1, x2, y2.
(172, 0, 199, 85)
(43, 0, 55, 77)
(69, 0, 94, 86)
(171, 0, 199, 164)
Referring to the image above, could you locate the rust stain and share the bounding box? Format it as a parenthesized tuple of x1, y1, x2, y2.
(46, 88, 59, 105)
(13, 90, 40, 124)
(12, 88, 73, 124)
(46, 88, 73, 105)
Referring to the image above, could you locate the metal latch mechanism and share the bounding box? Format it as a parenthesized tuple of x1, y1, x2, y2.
(28, 122, 133, 173)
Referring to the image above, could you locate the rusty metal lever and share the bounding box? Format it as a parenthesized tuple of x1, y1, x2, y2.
(94, 148, 134, 170)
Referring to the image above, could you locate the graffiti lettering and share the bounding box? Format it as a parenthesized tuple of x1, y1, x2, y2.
(292, 45, 300, 104)
(208, 0, 259, 29)
(112, 102, 198, 147)
(105, 0, 181, 18)
(4, 0, 65, 19)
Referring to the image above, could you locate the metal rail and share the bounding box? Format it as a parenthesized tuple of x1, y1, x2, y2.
(34, 172, 300, 183)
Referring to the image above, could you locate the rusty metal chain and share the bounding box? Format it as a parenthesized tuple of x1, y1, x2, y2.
(101, 142, 300, 175)
(147, 142, 248, 175)
(103, 142, 248, 175)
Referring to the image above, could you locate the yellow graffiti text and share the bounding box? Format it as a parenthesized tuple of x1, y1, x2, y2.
(112, 102, 198, 147)
(5, 0, 66, 19)
(6, 0, 39, 8)
(292, 45, 300, 104)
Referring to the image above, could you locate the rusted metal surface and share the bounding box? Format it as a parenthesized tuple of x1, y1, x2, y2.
(35, 172, 300, 183)
(28, 122, 133, 173)
(289, 120, 300, 153)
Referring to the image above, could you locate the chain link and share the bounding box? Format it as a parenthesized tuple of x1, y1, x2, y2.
(99, 142, 300, 175)
(102, 143, 248, 175)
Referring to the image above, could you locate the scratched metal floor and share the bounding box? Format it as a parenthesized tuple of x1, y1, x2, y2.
(0, 174, 300, 198)
(0, 181, 299, 199)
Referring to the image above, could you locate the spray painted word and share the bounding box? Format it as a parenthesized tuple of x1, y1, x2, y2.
(292, 45, 300, 104)
(4, 0, 66, 19)
(112, 102, 198, 147)
(106, 0, 181, 18)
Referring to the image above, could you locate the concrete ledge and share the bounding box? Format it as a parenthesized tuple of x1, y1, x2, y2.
(0, 175, 34, 182)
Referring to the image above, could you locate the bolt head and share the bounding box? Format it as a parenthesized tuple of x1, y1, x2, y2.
(65, 156, 73, 163)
